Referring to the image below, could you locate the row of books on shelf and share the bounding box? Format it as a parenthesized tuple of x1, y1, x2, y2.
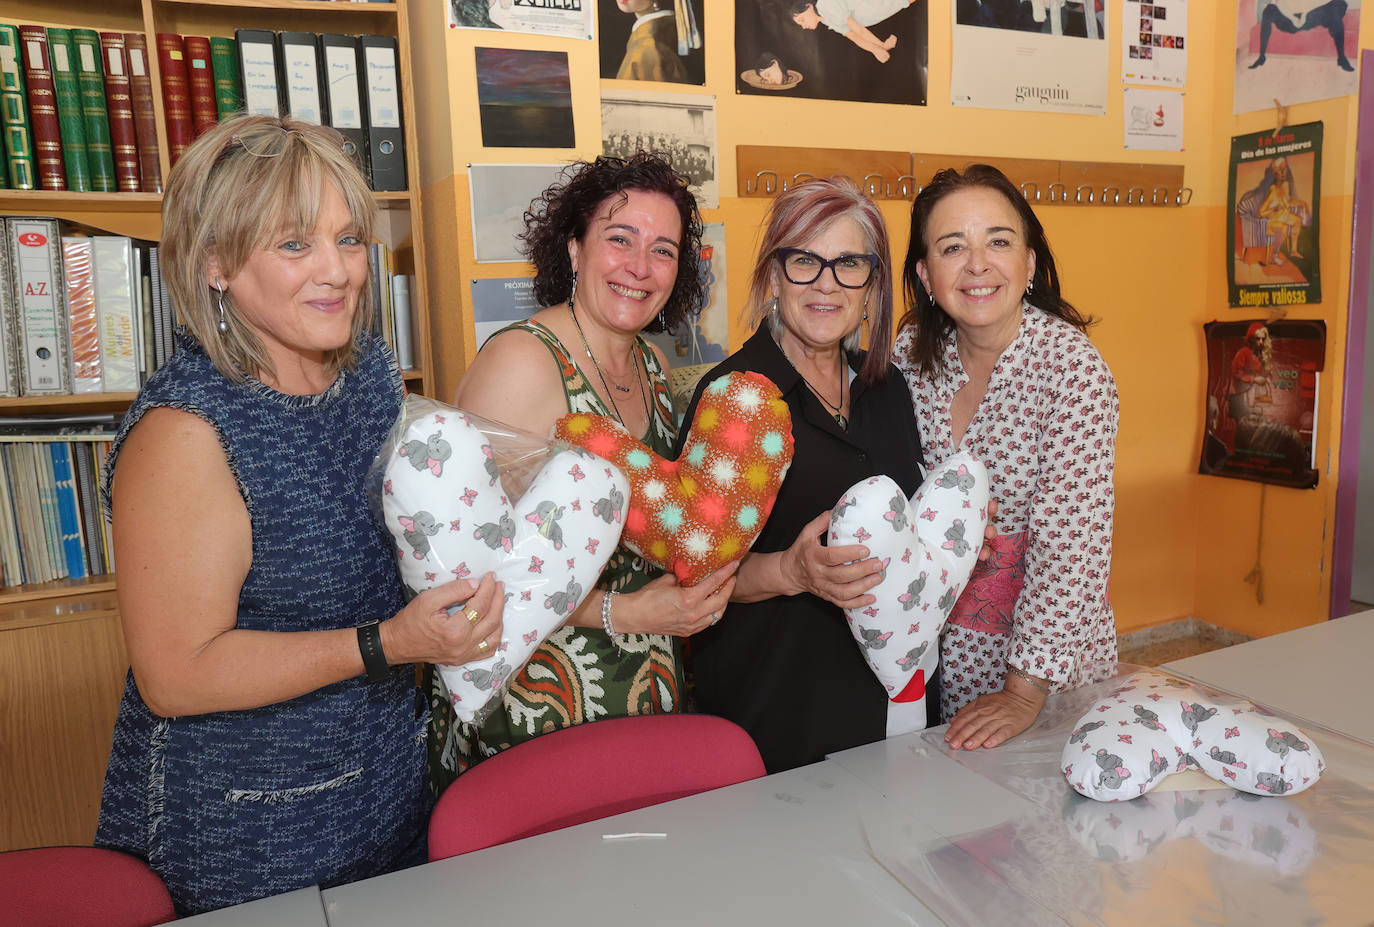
(0, 25, 404, 195)
(0, 434, 115, 587)
(0, 214, 418, 397)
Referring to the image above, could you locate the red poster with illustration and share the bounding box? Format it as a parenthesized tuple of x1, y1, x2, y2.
(1201, 319, 1325, 488)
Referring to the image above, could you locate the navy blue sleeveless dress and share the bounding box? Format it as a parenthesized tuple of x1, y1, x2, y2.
(95, 332, 426, 916)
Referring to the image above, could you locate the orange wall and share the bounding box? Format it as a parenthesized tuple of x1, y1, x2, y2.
(406, 1, 1365, 638)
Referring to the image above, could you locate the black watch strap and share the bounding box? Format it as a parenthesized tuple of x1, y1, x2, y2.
(357, 621, 389, 684)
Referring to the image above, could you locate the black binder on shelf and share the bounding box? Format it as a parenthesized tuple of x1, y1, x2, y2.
(234, 28, 282, 117)
(275, 31, 324, 125)
(318, 34, 370, 182)
(357, 34, 404, 192)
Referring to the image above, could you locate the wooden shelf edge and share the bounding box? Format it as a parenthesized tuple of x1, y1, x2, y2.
(0, 575, 117, 608)
(156, 0, 398, 10)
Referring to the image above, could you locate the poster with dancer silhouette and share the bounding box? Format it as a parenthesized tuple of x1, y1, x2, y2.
(1201, 318, 1324, 488)
(734, 0, 927, 105)
(1227, 122, 1322, 308)
(1234, 0, 1359, 113)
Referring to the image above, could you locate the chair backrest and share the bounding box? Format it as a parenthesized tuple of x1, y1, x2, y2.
(0, 846, 176, 926)
(428, 713, 765, 861)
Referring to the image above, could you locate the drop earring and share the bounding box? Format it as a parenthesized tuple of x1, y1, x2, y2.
(216, 281, 229, 335)
(1025, 278, 1035, 296)
(567, 270, 578, 310)
(863, 294, 869, 322)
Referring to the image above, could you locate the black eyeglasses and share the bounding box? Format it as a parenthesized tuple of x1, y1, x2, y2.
(776, 248, 879, 289)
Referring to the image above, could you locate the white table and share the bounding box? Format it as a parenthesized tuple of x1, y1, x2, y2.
(1163, 608, 1374, 745)
(173, 887, 327, 926)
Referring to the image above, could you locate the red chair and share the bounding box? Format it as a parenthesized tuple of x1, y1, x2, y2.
(428, 713, 765, 861)
(0, 846, 176, 926)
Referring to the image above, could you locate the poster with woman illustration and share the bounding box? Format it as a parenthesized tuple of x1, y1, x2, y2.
(734, 0, 927, 105)
(599, 0, 705, 84)
(1227, 122, 1322, 308)
(1201, 318, 1325, 488)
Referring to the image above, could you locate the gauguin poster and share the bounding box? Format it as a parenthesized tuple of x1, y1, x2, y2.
(1201, 318, 1325, 488)
(1227, 121, 1322, 308)
(734, 0, 927, 105)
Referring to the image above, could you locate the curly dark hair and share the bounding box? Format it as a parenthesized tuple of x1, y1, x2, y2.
(899, 163, 1094, 376)
(520, 153, 704, 334)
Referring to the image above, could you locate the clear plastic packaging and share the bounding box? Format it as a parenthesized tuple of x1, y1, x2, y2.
(367, 396, 627, 724)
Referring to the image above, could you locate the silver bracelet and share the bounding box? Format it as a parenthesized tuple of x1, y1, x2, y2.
(1005, 662, 1049, 694)
(601, 590, 622, 651)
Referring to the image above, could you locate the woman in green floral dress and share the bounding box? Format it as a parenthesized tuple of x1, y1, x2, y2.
(426, 153, 738, 793)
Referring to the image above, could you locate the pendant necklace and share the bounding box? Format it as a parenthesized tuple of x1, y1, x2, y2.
(570, 299, 652, 428)
(785, 343, 848, 429)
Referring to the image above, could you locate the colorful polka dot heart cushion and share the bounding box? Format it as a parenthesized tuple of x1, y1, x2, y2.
(554, 371, 794, 586)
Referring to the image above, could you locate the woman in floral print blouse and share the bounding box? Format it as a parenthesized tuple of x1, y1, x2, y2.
(895, 163, 1119, 750)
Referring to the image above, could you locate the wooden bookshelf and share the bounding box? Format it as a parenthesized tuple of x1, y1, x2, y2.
(0, 0, 433, 851)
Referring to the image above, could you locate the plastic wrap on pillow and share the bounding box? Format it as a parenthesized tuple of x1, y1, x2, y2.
(848, 666, 1374, 927)
(553, 370, 793, 586)
(367, 396, 627, 724)
(828, 452, 990, 719)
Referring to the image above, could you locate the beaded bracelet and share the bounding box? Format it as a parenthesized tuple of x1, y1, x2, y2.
(601, 590, 622, 652)
(1005, 662, 1049, 694)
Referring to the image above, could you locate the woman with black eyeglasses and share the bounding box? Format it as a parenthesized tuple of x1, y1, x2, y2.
(675, 176, 926, 773)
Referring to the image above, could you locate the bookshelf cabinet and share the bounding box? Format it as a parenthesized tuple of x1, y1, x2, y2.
(0, 0, 432, 851)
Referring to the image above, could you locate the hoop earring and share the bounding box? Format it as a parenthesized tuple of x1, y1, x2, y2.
(216, 281, 229, 335)
(568, 270, 578, 309)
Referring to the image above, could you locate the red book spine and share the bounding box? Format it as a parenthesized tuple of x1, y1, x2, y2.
(97, 32, 141, 193)
(155, 34, 193, 166)
(122, 33, 163, 194)
(181, 35, 218, 138)
(17, 26, 65, 191)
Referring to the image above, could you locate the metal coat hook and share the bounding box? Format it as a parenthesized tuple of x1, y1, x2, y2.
(1175, 187, 1193, 206)
(1126, 186, 1145, 205)
(1074, 184, 1095, 204)
(1019, 181, 1040, 202)
(890, 174, 917, 198)
(1047, 182, 1067, 203)
(1151, 186, 1170, 205)
(746, 170, 777, 195)
(786, 171, 814, 190)
(1102, 186, 1120, 205)
(862, 173, 885, 197)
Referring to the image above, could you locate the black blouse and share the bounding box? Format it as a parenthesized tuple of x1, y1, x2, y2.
(676, 326, 925, 774)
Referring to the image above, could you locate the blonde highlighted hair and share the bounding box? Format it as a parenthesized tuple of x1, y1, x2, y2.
(161, 114, 377, 383)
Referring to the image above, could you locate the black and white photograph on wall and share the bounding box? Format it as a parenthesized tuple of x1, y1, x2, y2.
(449, 0, 594, 40)
(1227, 121, 1322, 308)
(601, 89, 718, 207)
(1202, 318, 1325, 488)
(599, 0, 705, 84)
(468, 163, 568, 262)
(734, 0, 927, 105)
(1234, 0, 1359, 113)
(951, 0, 1109, 113)
(474, 48, 576, 149)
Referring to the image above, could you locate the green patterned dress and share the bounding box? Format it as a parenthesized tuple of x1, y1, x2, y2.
(424, 319, 685, 795)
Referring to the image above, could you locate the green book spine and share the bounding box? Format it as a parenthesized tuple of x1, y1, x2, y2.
(208, 36, 242, 118)
(69, 29, 115, 193)
(45, 28, 90, 192)
(0, 24, 35, 189)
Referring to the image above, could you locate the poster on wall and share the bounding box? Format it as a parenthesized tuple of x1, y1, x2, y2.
(475, 48, 575, 149)
(468, 163, 568, 263)
(1233, 0, 1359, 114)
(1123, 87, 1183, 150)
(1201, 318, 1325, 488)
(471, 277, 540, 349)
(1122, 0, 1187, 86)
(599, 0, 705, 84)
(601, 89, 718, 208)
(733, 0, 927, 106)
(448, 0, 593, 40)
(1227, 121, 1322, 308)
(643, 222, 729, 367)
(951, 0, 1108, 114)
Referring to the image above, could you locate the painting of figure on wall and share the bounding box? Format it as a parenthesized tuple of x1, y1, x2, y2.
(599, 0, 706, 84)
(735, 0, 927, 105)
(1234, 0, 1359, 112)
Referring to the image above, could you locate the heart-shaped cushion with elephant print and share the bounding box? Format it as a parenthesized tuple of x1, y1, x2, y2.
(554, 370, 793, 586)
(828, 452, 990, 720)
(378, 397, 628, 724)
(1062, 669, 1325, 801)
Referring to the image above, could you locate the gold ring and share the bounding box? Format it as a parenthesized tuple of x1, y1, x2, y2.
(477, 639, 489, 654)
(463, 606, 481, 625)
